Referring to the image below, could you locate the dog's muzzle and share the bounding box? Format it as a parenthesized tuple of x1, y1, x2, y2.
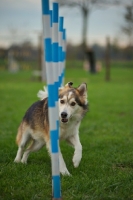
(61, 112, 68, 123)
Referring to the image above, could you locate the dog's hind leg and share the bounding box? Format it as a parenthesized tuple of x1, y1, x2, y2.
(46, 140, 71, 176)
(14, 130, 31, 163)
(21, 139, 45, 164)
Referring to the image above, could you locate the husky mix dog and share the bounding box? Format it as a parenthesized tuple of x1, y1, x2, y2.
(14, 82, 88, 175)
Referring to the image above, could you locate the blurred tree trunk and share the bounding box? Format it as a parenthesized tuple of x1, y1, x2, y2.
(105, 37, 111, 81)
(81, 7, 89, 52)
(81, 5, 97, 73)
(86, 49, 96, 73)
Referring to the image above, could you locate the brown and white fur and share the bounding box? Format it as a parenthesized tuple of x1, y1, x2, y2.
(14, 82, 88, 175)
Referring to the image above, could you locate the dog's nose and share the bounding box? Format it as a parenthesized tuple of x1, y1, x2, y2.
(61, 112, 67, 118)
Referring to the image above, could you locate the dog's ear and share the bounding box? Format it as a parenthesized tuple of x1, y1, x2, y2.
(77, 83, 87, 96)
(65, 82, 73, 88)
(59, 82, 73, 94)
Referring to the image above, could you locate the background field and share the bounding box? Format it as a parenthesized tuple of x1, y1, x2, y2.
(0, 61, 133, 200)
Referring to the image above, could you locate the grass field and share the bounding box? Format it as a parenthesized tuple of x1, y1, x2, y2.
(0, 61, 133, 200)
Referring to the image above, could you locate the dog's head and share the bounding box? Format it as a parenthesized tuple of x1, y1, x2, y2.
(59, 82, 88, 124)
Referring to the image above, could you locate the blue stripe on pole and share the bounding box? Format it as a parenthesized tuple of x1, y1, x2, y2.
(59, 75, 62, 87)
(47, 85, 55, 107)
(44, 38, 52, 62)
(59, 46, 62, 62)
(49, 10, 52, 27)
(52, 43, 58, 62)
(52, 176, 61, 198)
(56, 120, 59, 130)
(54, 82, 59, 101)
(63, 29, 66, 40)
(52, 3, 58, 23)
(59, 17, 63, 32)
(42, 0, 49, 15)
(60, 68, 65, 84)
(50, 130, 59, 153)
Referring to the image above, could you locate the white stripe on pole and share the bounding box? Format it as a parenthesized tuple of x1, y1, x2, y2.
(51, 153, 60, 176)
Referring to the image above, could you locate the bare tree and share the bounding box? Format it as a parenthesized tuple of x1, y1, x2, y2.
(59, 0, 124, 52)
(121, 3, 133, 47)
(58, 0, 126, 73)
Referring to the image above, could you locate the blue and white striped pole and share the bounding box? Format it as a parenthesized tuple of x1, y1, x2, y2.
(58, 17, 66, 86)
(58, 17, 63, 87)
(41, 0, 62, 199)
(51, 3, 62, 199)
(62, 28, 66, 86)
(51, 1, 60, 119)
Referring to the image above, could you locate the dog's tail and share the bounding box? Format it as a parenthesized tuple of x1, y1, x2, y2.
(37, 86, 48, 100)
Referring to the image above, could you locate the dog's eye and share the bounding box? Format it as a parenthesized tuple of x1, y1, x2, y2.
(60, 100, 65, 104)
(71, 102, 76, 106)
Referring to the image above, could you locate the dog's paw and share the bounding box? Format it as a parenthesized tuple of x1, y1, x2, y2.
(60, 168, 71, 176)
(72, 155, 81, 168)
(14, 158, 21, 163)
(21, 158, 27, 164)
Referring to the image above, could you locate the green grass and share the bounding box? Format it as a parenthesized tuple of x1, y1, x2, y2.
(0, 61, 133, 200)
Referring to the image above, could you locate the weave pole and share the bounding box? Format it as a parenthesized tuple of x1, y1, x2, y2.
(58, 17, 66, 86)
(41, 0, 65, 199)
(62, 28, 66, 86)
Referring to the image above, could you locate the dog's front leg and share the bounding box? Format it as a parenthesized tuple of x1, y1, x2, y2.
(46, 141, 71, 176)
(59, 148, 71, 176)
(67, 133, 82, 168)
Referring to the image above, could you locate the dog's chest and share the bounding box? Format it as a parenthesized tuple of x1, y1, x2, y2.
(59, 122, 80, 140)
(60, 126, 75, 140)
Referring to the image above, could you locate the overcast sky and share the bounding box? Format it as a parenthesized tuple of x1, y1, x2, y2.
(0, 0, 132, 48)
